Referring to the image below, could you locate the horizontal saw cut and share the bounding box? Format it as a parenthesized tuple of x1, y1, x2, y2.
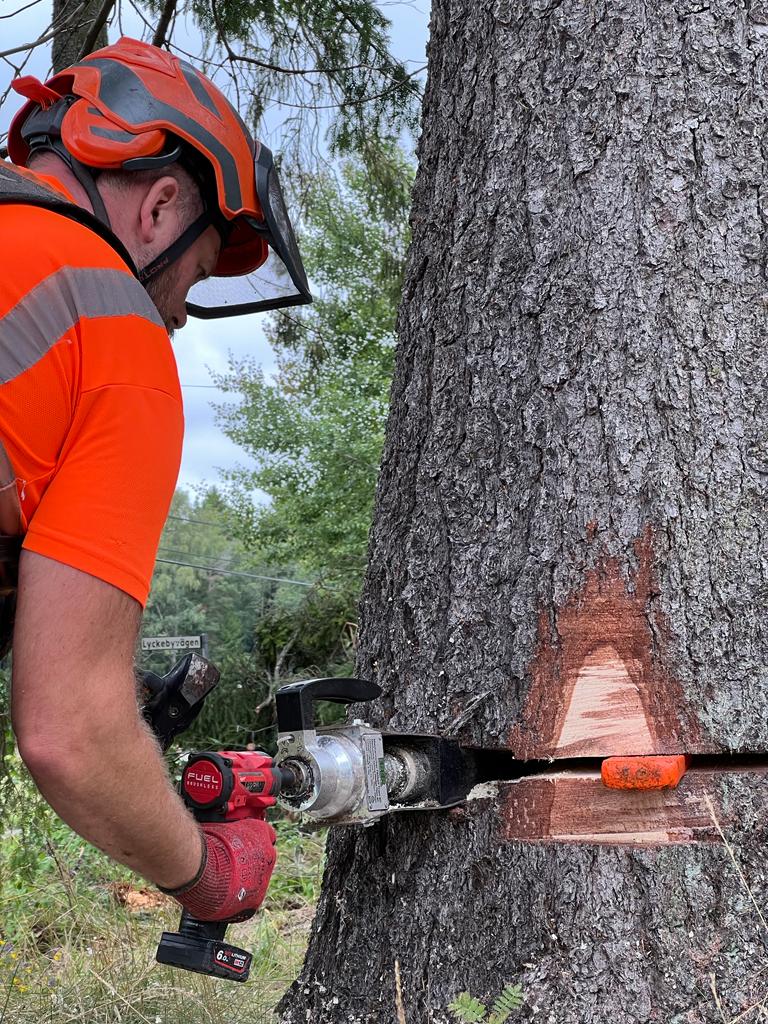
(494, 766, 756, 845)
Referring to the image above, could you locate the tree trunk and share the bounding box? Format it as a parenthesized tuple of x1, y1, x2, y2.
(52, 0, 110, 73)
(280, 1, 768, 1021)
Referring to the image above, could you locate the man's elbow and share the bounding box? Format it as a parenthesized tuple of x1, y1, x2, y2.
(15, 726, 89, 794)
(14, 711, 135, 800)
(13, 674, 145, 789)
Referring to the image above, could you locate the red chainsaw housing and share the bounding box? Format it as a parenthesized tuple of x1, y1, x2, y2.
(181, 750, 280, 822)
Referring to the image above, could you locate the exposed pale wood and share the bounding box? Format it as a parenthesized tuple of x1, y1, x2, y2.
(498, 767, 741, 845)
(553, 643, 653, 756)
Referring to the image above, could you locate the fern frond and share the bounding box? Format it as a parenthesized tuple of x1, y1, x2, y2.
(487, 984, 524, 1023)
(448, 991, 488, 1022)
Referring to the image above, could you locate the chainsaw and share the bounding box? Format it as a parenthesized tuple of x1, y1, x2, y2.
(153, 675, 484, 982)
(146, 661, 705, 983)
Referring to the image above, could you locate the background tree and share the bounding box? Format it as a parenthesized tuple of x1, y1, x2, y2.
(51, 0, 108, 71)
(215, 145, 413, 601)
(279, 2, 768, 1021)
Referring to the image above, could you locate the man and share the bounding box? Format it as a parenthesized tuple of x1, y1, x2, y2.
(0, 37, 311, 922)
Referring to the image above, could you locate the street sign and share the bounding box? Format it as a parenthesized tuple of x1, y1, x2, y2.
(141, 635, 203, 652)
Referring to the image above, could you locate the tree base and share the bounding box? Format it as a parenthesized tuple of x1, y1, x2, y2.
(279, 771, 768, 1023)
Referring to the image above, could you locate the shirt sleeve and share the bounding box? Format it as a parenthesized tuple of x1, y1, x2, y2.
(23, 380, 184, 607)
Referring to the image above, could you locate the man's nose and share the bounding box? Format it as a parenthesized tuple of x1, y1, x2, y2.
(171, 306, 188, 331)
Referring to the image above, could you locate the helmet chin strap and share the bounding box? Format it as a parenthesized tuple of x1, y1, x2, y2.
(138, 203, 230, 285)
(137, 212, 213, 285)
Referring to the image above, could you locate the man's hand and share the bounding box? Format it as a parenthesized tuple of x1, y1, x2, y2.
(163, 820, 277, 922)
(11, 550, 203, 889)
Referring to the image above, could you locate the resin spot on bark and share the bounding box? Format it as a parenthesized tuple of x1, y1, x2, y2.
(509, 528, 702, 759)
(496, 769, 735, 845)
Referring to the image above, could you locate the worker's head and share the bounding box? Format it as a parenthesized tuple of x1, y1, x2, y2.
(27, 151, 220, 332)
(8, 37, 311, 326)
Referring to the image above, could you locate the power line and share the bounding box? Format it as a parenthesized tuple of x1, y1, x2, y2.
(158, 545, 249, 568)
(160, 544, 238, 563)
(155, 556, 315, 588)
(167, 514, 228, 528)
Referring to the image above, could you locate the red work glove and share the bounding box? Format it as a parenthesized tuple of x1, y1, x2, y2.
(161, 819, 277, 922)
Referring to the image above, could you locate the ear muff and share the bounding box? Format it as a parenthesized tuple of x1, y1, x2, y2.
(214, 217, 269, 277)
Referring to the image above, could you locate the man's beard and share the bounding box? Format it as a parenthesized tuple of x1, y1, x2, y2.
(143, 263, 183, 337)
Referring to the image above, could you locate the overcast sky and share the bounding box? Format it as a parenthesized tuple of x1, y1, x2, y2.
(0, 2, 430, 493)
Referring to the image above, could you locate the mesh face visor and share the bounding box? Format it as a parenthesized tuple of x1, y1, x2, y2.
(186, 145, 312, 319)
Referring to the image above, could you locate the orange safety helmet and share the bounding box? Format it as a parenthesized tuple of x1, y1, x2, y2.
(8, 37, 311, 318)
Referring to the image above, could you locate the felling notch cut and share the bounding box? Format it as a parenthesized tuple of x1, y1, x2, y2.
(495, 529, 747, 846)
(509, 531, 701, 761)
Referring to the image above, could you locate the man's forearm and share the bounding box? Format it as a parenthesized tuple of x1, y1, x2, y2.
(19, 697, 202, 890)
(12, 552, 203, 891)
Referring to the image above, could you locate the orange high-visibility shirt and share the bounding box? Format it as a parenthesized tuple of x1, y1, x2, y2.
(0, 163, 183, 606)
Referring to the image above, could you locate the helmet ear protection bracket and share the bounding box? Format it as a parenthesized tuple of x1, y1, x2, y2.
(19, 94, 112, 227)
(122, 145, 183, 172)
(18, 93, 73, 152)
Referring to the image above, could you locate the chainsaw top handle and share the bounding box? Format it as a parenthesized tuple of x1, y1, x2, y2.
(275, 677, 381, 734)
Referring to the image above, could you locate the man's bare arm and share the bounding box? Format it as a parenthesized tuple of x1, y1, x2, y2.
(11, 550, 202, 889)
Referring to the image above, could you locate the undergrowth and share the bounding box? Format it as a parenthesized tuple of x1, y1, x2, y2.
(0, 754, 324, 1023)
(448, 984, 523, 1023)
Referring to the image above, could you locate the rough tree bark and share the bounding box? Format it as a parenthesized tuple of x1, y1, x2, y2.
(52, 0, 110, 73)
(280, 2, 768, 1021)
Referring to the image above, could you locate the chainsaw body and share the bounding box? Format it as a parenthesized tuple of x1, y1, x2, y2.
(273, 677, 477, 826)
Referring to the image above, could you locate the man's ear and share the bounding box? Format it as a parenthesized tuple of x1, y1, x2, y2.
(138, 176, 180, 245)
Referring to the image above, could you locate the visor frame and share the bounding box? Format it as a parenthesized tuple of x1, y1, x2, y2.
(185, 143, 312, 319)
(254, 143, 311, 302)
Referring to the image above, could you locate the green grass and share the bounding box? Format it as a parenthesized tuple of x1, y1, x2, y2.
(0, 757, 324, 1023)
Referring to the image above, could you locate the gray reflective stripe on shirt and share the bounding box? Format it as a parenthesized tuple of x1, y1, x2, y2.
(0, 265, 163, 384)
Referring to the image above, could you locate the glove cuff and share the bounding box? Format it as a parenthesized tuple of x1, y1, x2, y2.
(157, 830, 207, 897)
